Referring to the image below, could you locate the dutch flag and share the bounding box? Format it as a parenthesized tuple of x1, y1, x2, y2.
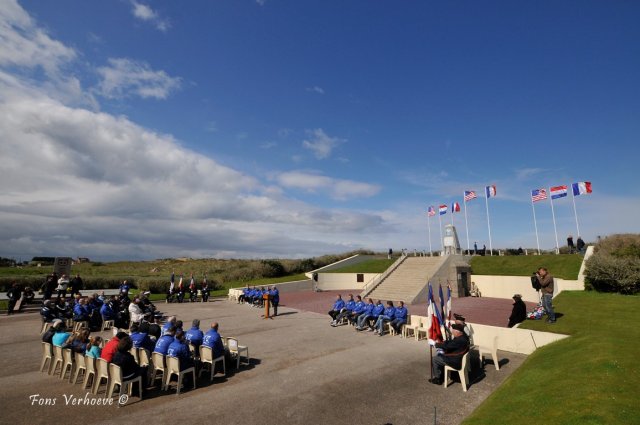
(550, 185, 568, 199)
(439, 204, 448, 215)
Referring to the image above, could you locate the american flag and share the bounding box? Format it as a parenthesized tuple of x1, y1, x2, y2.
(531, 188, 547, 202)
(427, 206, 436, 217)
(464, 190, 477, 202)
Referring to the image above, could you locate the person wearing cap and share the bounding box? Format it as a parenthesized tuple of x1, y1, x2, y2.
(535, 267, 556, 323)
(185, 319, 204, 352)
(508, 294, 527, 328)
(40, 300, 56, 323)
(429, 323, 470, 385)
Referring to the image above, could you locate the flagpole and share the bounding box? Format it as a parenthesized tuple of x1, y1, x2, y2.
(463, 194, 470, 255)
(438, 211, 443, 255)
(450, 205, 454, 226)
(571, 189, 581, 237)
(531, 195, 541, 255)
(427, 213, 433, 257)
(484, 188, 493, 256)
(549, 190, 560, 254)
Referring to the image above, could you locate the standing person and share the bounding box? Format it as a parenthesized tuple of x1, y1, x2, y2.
(70, 274, 83, 298)
(576, 236, 586, 254)
(567, 235, 575, 254)
(482, 244, 487, 256)
(177, 274, 185, 303)
(167, 271, 176, 303)
(43, 274, 55, 300)
(189, 273, 197, 302)
(508, 294, 527, 328)
(269, 286, 280, 316)
(388, 248, 392, 259)
(6, 283, 21, 315)
(119, 280, 130, 297)
(474, 242, 478, 255)
(56, 274, 69, 299)
(201, 277, 210, 303)
(535, 267, 556, 323)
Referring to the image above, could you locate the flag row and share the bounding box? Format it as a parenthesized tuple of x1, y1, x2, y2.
(531, 181, 592, 203)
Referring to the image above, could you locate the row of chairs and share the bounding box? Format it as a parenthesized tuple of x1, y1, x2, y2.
(40, 318, 116, 335)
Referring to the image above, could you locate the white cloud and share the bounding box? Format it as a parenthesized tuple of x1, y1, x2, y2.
(306, 86, 325, 94)
(256, 0, 267, 6)
(130, 1, 171, 32)
(260, 141, 277, 149)
(302, 128, 344, 159)
(276, 171, 380, 200)
(96, 58, 182, 100)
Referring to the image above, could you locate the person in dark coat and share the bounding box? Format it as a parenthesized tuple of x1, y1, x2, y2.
(6, 283, 21, 315)
(429, 324, 470, 385)
(508, 294, 527, 328)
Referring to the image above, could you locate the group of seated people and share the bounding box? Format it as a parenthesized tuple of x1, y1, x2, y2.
(42, 312, 233, 394)
(327, 294, 408, 336)
(237, 286, 280, 315)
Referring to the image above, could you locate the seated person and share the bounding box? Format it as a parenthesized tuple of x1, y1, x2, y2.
(72, 299, 90, 322)
(128, 298, 145, 324)
(148, 317, 162, 341)
(374, 301, 396, 335)
(347, 295, 366, 325)
(130, 322, 155, 353)
(167, 330, 195, 371)
(355, 299, 376, 330)
(55, 297, 72, 319)
(112, 336, 146, 393)
(65, 329, 90, 354)
(154, 326, 176, 355)
(85, 336, 102, 358)
(100, 298, 115, 321)
(185, 319, 204, 353)
(469, 281, 481, 297)
(389, 301, 408, 335)
(328, 295, 345, 322)
(202, 322, 225, 360)
(41, 300, 56, 323)
(429, 323, 470, 385)
(162, 316, 177, 335)
(508, 294, 527, 328)
(366, 300, 385, 331)
(101, 331, 129, 363)
(52, 324, 72, 347)
(332, 294, 356, 326)
(22, 286, 35, 305)
(238, 286, 250, 304)
(42, 319, 64, 344)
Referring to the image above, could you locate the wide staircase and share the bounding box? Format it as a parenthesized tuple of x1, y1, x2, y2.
(365, 256, 445, 304)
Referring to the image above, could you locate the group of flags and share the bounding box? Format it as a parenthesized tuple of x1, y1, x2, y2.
(530, 181, 592, 203)
(426, 282, 453, 342)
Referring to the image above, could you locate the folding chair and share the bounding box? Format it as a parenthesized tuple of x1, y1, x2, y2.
(107, 363, 142, 401)
(40, 342, 53, 373)
(226, 337, 250, 369)
(199, 345, 225, 381)
(444, 351, 471, 392)
(165, 356, 196, 395)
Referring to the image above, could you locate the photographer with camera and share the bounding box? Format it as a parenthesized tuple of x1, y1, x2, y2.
(534, 267, 556, 323)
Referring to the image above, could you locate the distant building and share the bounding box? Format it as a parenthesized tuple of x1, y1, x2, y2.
(29, 256, 55, 266)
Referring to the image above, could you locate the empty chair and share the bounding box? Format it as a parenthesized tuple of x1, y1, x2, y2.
(403, 315, 420, 339)
(93, 358, 110, 395)
(41, 321, 53, 335)
(226, 337, 250, 369)
(199, 345, 225, 381)
(73, 321, 89, 332)
(101, 318, 115, 331)
(107, 363, 142, 402)
(479, 335, 500, 371)
(40, 342, 54, 373)
(65, 319, 74, 329)
(165, 356, 196, 395)
(71, 352, 87, 384)
(151, 352, 167, 390)
(84, 355, 96, 391)
(415, 317, 429, 341)
(50, 345, 64, 376)
(444, 351, 471, 392)
(60, 348, 74, 381)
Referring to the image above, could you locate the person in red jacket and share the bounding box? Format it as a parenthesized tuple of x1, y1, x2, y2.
(101, 331, 128, 362)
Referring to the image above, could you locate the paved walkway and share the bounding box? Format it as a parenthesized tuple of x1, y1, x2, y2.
(0, 299, 527, 425)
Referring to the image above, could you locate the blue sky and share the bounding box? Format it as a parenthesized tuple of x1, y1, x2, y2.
(0, 0, 639, 260)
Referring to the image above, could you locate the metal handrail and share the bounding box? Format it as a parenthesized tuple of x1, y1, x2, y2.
(360, 253, 408, 298)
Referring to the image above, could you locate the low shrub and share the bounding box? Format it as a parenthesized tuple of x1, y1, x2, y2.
(584, 234, 640, 294)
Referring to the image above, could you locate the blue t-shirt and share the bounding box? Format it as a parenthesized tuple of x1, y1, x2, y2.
(154, 335, 174, 355)
(202, 329, 225, 358)
(52, 332, 71, 347)
(185, 327, 204, 346)
(86, 345, 102, 358)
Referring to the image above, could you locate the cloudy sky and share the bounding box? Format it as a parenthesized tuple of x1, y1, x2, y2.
(0, 0, 639, 261)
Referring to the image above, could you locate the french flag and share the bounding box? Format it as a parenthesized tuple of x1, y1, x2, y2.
(451, 202, 461, 213)
(485, 185, 497, 198)
(550, 185, 568, 199)
(572, 181, 592, 196)
(439, 204, 448, 215)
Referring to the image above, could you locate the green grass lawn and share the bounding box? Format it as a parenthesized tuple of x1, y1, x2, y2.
(470, 254, 583, 280)
(325, 258, 395, 274)
(464, 291, 640, 424)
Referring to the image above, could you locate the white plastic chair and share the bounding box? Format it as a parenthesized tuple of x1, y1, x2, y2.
(61, 348, 74, 381)
(415, 317, 429, 341)
(165, 356, 196, 395)
(479, 335, 500, 370)
(199, 345, 225, 381)
(71, 352, 87, 384)
(444, 351, 471, 392)
(227, 337, 249, 368)
(84, 355, 96, 390)
(107, 363, 142, 401)
(151, 352, 167, 390)
(102, 318, 115, 331)
(50, 345, 63, 376)
(93, 358, 110, 395)
(403, 315, 420, 339)
(73, 321, 89, 332)
(41, 321, 53, 335)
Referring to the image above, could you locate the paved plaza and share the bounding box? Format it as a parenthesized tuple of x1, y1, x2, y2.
(0, 297, 526, 425)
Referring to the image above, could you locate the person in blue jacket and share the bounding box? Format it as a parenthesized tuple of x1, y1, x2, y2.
(130, 322, 155, 352)
(374, 301, 396, 335)
(332, 294, 356, 326)
(73, 299, 90, 322)
(269, 286, 280, 316)
(185, 319, 204, 352)
(238, 285, 250, 304)
(347, 295, 366, 325)
(163, 316, 177, 335)
(167, 330, 194, 371)
(328, 295, 345, 322)
(389, 301, 408, 335)
(52, 324, 71, 347)
(154, 326, 176, 355)
(356, 298, 376, 330)
(365, 300, 385, 331)
(100, 297, 116, 320)
(202, 322, 225, 360)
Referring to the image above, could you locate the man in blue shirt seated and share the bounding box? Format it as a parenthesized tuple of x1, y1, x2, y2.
(154, 326, 176, 355)
(73, 299, 90, 322)
(185, 319, 204, 353)
(202, 322, 226, 364)
(130, 322, 155, 352)
(355, 298, 376, 330)
(332, 294, 356, 326)
(238, 285, 249, 304)
(269, 286, 280, 316)
(374, 301, 396, 336)
(347, 295, 366, 325)
(328, 295, 345, 323)
(163, 316, 177, 335)
(365, 300, 385, 331)
(167, 330, 195, 371)
(389, 301, 408, 335)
